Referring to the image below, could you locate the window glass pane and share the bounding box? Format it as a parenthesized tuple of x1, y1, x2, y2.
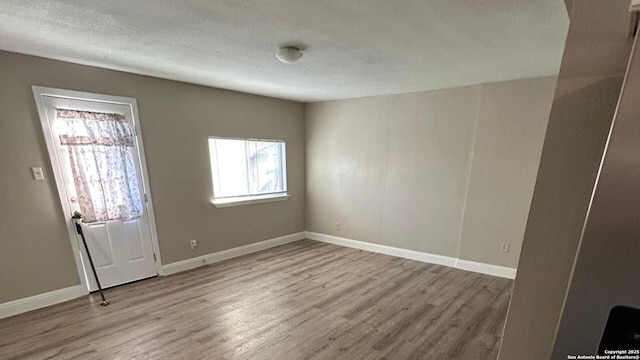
(210, 139, 249, 198)
(209, 138, 287, 200)
(255, 142, 284, 193)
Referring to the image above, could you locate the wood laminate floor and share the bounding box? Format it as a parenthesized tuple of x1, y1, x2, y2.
(0, 240, 513, 360)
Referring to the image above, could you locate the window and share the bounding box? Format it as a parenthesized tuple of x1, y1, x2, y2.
(208, 137, 288, 207)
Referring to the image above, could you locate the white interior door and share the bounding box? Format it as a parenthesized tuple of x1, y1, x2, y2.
(38, 93, 158, 290)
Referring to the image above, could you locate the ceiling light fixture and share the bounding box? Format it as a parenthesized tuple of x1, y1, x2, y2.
(276, 46, 303, 64)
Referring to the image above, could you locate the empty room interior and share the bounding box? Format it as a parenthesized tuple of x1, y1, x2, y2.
(1, 0, 640, 359)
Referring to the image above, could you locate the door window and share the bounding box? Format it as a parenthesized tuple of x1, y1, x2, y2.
(56, 109, 143, 223)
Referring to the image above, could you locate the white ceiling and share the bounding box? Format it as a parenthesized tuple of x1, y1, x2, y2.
(0, 0, 569, 102)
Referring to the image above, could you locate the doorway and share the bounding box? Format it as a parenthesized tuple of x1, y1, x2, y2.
(33, 86, 162, 292)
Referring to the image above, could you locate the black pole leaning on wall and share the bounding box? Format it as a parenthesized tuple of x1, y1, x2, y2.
(72, 211, 109, 306)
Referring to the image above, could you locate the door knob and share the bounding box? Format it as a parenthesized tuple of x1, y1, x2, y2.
(70, 196, 78, 203)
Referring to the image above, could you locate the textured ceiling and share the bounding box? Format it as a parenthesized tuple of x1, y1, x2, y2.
(0, 0, 569, 102)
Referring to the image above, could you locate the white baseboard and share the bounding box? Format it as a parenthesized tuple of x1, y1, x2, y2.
(0, 231, 514, 320)
(306, 232, 458, 268)
(0, 285, 86, 319)
(455, 259, 517, 279)
(306, 231, 516, 279)
(161, 231, 307, 276)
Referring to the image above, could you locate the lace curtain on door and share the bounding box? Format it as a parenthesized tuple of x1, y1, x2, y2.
(57, 109, 143, 223)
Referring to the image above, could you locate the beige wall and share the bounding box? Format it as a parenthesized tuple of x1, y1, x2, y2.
(305, 77, 556, 267)
(564, 0, 574, 15)
(459, 77, 556, 267)
(497, 0, 633, 359)
(552, 35, 640, 358)
(0, 51, 305, 303)
(498, 75, 623, 360)
(306, 86, 480, 257)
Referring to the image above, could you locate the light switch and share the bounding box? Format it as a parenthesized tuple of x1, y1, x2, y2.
(31, 166, 44, 180)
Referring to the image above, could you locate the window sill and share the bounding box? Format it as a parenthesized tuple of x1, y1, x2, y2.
(212, 194, 290, 208)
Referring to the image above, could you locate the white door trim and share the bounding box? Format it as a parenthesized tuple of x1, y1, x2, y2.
(32, 86, 164, 293)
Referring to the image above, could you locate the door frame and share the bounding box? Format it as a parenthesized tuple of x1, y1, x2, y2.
(32, 86, 164, 293)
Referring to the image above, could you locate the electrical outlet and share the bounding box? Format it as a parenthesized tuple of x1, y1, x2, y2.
(335, 222, 341, 231)
(501, 242, 510, 253)
(190, 239, 198, 250)
(31, 166, 44, 180)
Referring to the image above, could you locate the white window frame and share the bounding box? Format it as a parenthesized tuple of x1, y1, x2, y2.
(208, 136, 290, 208)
